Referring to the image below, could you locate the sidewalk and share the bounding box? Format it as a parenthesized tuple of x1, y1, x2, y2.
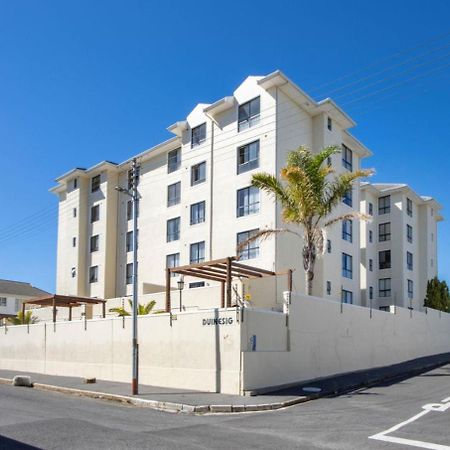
(1, 353, 449, 414)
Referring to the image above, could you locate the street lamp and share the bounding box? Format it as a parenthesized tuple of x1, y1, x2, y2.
(177, 275, 185, 312)
(115, 157, 139, 395)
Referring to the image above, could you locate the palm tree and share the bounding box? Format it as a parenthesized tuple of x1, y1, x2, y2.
(240, 145, 373, 296)
(7, 311, 38, 325)
(109, 299, 158, 316)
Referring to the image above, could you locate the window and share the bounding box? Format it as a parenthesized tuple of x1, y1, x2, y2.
(127, 167, 140, 190)
(89, 266, 98, 283)
(379, 306, 390, 312)
(237, 229, 260, 260)
(379, 195, 390, 215)
(126, 263, 133, 285)
(166, 253, 180, 276)
(167, 217, 180, 242)
(368, 202, 373, 216)
(342, 144, 353, 171)
(91, 174, 101, 192)
(71, 267, 76, 278)
(327, 156, 332, 167)
(72, 237, 76, 247)
(90, 235, 99, 252)
(407, 198, 413, 217)
(379, 250, 391, 269)
(167, 182, 181, 206)
(190, 241, 205, 264)
(342, 219, 353, 242)
(73, 208, 77, 218)
(379, 278, 391, 297)
(343, 189, 352, 207)
(190, 201, 206, 225)
(326, 281, 331, 295)
(369, 286, 373, 300)
(369, 230, 373, 243)
(327, 239, 332, 254)
(191, 123, 206, 148)
(73, 178, 78, 189)
(189, 282, 205, 289)
(379, 222, 391, 242)
(237, 140, 259, 174)
(126, 200, 139, 221)
(342, 253, 353, 279)
(238, 97, 260, 131)
(168, 148, 181, 173)
(91, 205, 100, 223)
(369, 259, 373, 271)
(341, 290, 353, 304)
(407, 224, 413, 243)
(407, 251, 413, 270)
(327, 117, 332, 131)
(191, 162, 206, 186)
(408, 279, 414, 299)
(126, 231, 134, 252)
(0, 298, 7, 307)
(237, 186, 260, 217)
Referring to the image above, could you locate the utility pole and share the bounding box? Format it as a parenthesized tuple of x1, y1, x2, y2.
(115, 157, 139, 395)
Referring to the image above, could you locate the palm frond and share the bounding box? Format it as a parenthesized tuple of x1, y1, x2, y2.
(324, 211, 372, 228)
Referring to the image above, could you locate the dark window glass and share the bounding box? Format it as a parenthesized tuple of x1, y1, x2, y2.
(341, 290, 353, 304)
(327, 117, 332, 131)
(90, 235, 99, 252)
(189, 281, 205, 289)
(237, 186, 260, 217)
(190, 241, 205, 264)
(327, 239, 332, 253)
(126, 263, 133, 285)
(379, 195, 391, 215)
(167, 182, 181, 206)
(91, 205, 100, 223)
(408, 279, 414, 298)
(89, 266, 98, 283)
(368, 202, 373, 216)
(168, 148, 181, 173)
(379, 250, 391, 269)
(369, 286, 373, 300)
(237, 140, 259, 174)
(369, 230, 373, 243)
(379, 278, 391, 297)
(91, 175, 101, 192)
(190, 201, 206, 225)
(191, 162, 206, 185)
(407, 198, 413, 217)
(72, 237, 76, 247)
(237, 229, 260, 260)
(342, 253, 353, 279)
(407, 224, 413, 243)
(326, 281, 331, 295)
(167, 217, 180, 242)
(369, 259, 373, 272)
(238, 97, 260, 131)
(166, 253, 180, 277)
(407, 251, 413, 270)
(342, 144, 353, 171)
(191, 123, 206, 148)
(343, 189, 353, 207)
(342, 219, 353, 242)
(379, 222, 391, 242)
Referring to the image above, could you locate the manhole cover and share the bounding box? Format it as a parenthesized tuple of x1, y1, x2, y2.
(302, 387, 322, 393)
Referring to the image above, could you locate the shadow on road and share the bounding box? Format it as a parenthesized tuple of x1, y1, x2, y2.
(0, 435, 42, 450)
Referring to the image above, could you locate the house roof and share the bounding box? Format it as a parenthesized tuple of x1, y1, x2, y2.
(0, 279, 50, 298)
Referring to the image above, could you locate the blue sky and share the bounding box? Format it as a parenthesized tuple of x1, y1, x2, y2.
(0, 0, 449, 292)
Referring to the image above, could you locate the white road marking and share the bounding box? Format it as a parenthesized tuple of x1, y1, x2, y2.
(369, 398, 450, 449)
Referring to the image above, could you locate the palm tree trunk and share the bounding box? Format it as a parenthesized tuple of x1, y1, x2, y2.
(305, 269, 314, 296)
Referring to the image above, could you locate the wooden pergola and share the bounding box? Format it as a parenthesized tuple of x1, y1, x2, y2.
(22, 294, 106, 323)
(165, 256, 285, 312)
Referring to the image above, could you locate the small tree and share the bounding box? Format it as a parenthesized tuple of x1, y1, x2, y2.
(240, 145, 373, 295)
(109, 299, 158, 316)
(7, 311, 38, 325)
(424, 277, 450, 312)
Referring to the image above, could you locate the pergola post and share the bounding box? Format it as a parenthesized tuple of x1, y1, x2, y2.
(52, 297, 56, 323)
(226, 257, 232, 308)
(102, 302, 106, 318)
(165, 268, 171, 313)
(220, 282, 225, 308)
(287, 269, 293, 293)
(69, 305, 72, 321)
(21, 303, 25, 324)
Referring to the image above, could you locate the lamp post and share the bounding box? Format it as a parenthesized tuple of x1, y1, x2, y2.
(177, 275, 185, 312)
(115, 157, 139, 395)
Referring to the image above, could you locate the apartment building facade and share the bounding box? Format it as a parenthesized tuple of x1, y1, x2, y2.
(51, 70, 373, 305)
(360, 183, 442, 311)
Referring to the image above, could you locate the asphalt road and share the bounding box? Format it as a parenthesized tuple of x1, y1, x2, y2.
(1, 364, 450, 450)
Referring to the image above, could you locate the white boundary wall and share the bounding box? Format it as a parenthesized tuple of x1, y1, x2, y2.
(241, 294, 450, 392)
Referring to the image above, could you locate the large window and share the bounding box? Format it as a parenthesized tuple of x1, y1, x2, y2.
(407, 251, 413, 270)
(342, 219, 353, 242)
(407, 198, 413, 217)
(237, 140, 259, 174)
(126, 230, 136, 252)
(190, 241, 205, 264)
(237, 229, 260, 260)
(190, 201, 205, 225)
(91, 205, 100, 223)
(408, 279, 414, 299)
(379, 278, 391, 297)
(368, 202, 374, 216)
(191, 123, 206, 148)
(167, 182, 181, 206)
(89, 266, 98, 283)
(379, 222, 391, 242)
(126, 263, 133, 285)
(238, 96, 260, 131)
(342, 144, 353, 171)
(91, 174, 101, 192)
(167, 148, 181, 173)
(379, 195, 391, 215)
(341, 290, 353, 304)
(343, 189, 353, 207)
(369, 258, 373, 271)
(191, 162, 206, 186)
(167, 217, 180, 242)
(379, 250, 391, 269)
(0, 297, 7, 307)
(166, 253, 180, 276)
(342, 253, 353, 279)
(237, 186, 260, 217)
(407, 224, 413, 243)
(369, 230, 373, 243)
(90, 235, 99, 252)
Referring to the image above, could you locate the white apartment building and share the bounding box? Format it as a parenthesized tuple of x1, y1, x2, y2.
(360, 183, 442, 311)
(51, 70, 375, 305)
(0, 279, 49, 316)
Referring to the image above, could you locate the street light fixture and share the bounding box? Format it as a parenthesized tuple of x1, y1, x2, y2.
(177, 275, 184, 312)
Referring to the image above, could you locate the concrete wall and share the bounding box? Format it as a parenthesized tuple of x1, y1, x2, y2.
(241, 293, 450, 392)
(0, 308, 242, 394)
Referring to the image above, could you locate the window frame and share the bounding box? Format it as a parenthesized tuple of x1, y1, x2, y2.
(378, 195, 391, 215)
(126, 263, 133, 285)
(191, 161, 206, 186)
(236, 186, 260, 217)
(91, 174, 101, 192)
(167, 148, 181, 173)
(191, 123, 206, 148)
(342, 253, 353, 279)
(238, 96, 260, 132)
(237, 229, 260, 261)
(407, 251, 413, 271)
(343, 189, 353, 207)
(342, 219, 353, 243)
(378, 222, 391, 242)
(167, 217, 181, 242)
(89, 266, 98, 283)
(90, 235, 99, 253)
(406, 198, 413, 217)
(341, 290, 353, 304)
(167, 181, 181, 207)
(379, 278, 391, 297)
(407, 224, 413, 243)
(407, 279, 414, 299)
(379, 250, 391, 270)
(90, 205, 100, 223)
(190, 201, 206, 225)
(190, 241, 205, 264)
(237, 140, 260, 174)
(342, 144, 353, 171)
